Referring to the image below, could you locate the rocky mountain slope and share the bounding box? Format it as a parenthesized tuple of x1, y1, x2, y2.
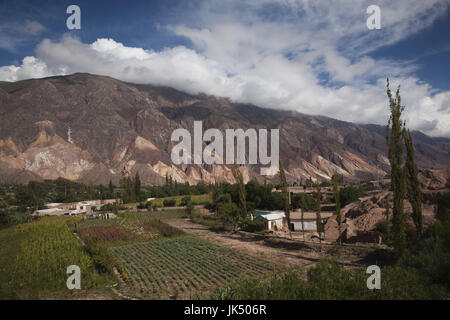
(0, 73, 449, 185)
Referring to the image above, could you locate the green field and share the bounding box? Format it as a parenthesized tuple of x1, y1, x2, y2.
(1, 210, 279, 299)
(110, 236, 278, 299)
(0, 216, 110, 299)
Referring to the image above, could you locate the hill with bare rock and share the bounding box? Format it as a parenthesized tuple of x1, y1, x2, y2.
(0, 73, 449, 185)
(324, 191, 438, 244)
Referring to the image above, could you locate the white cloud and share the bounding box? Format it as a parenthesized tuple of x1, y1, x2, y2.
(0, 0, 449, 137)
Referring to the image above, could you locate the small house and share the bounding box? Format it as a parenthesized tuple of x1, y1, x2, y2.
(254, 211, 287, 231)
(289, 211, 333, 231)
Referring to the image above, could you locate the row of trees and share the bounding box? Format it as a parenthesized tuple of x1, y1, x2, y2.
(386, 79, 423, 257)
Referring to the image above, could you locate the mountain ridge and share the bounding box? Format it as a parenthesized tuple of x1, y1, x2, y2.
(0, 73, 448, 185)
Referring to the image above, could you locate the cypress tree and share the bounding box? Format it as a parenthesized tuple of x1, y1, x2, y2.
(300, 193, 305, 241)
(332, 172, 342, 244)
(315, 183, 323, 244)
(134, 172, 141, 200)
(108, 180, 114, 197)
(232, 166, 247, 223)
(404, 129, 423, 238)
(279, 163, 292, 238)
(386, 78, 407, 257)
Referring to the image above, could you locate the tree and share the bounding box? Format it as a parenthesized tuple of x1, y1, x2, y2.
(384, 202, 390, 238)
(279, 163, 292, 238)
(404, 129, 423, 238)
(386, 78, 407, 257)
(315, 184, 323, 244)
(339, 186, 363, 207)
(120, 177, 135, 204)
(300, 194, 306, 241)
(185, 197, 194, 218)
(332, 172, 342, 244)
(217, 201, 240, 231)
(436, 192, 450, 224)
(232, 166, 247, 223)
(134, 172, 141, 200)
(108, 180, 114, 197)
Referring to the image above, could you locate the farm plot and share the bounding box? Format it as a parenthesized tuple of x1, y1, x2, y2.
(5, 216, 106, 298)
(76, 212, 183, 247)
(110, 236, 278, 299)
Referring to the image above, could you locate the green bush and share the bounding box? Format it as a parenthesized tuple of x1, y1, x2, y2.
(339, 186, 364, 207)
(163, 199, 177, 207)
(212, 259, 447, 300)
(180, 196, 192, 206)
(137, 202, 147, 209)
(436, 192, 450, 224)
(240, 219, 266, 233)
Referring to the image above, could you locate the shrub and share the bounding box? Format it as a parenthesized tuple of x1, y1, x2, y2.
(436, 192, 450, 223)
(137, 202, 147, 209)
(339, 186, 364, 207)
(163, 199, 176, 207)
(240, 219, 266, 233)
(180, 196, 192, 206)
(211, 259, 447, 300)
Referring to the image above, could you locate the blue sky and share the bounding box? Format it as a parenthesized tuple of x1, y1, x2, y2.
(0, 0, 449, 137)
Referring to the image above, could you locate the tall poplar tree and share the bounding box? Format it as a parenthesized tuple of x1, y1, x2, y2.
(232, 166, 247, 223)
(279, 163, 292, 238)
(386, 78, 407, 257)
(404, 129, 423, 238)
(134, 172, 141, 200)
(315, 183, 323, 244)
(300, 193, 306, 241)
(332, 172, 342, 244)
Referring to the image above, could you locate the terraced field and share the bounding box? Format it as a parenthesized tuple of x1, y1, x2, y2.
(110, 236, 278, 299)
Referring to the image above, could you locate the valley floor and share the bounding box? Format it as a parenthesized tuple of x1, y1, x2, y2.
(165, 218, 375, 270)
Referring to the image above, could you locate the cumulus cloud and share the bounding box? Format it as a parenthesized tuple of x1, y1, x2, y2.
(0, 0, 449, 137)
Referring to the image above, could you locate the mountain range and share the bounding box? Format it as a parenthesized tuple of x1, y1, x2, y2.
(0, 73, 449, 185)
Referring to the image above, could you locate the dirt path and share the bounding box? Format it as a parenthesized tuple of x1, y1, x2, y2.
(166, 218, 370, 270)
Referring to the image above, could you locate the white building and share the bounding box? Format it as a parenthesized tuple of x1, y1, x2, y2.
(34, 208, 65, 216)
(254, 211, 287, 231)
(289, 211, 333, 231)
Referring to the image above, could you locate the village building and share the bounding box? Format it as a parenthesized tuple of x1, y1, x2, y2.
(253, 209, 334, 232)
(33, 198, 119, 217)
(289, 211, 333, 231)
(253, 210, 287, 231)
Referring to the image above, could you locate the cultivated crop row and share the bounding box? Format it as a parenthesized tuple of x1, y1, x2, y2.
(110, 236, 277, 299)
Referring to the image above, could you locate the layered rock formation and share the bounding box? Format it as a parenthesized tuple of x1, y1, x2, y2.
(0, 73, 449, 185)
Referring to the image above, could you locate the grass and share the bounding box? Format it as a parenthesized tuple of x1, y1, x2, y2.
(110, 235, 278, 299)
(211, 259, 447, 300)
(0, 216, 111, 299)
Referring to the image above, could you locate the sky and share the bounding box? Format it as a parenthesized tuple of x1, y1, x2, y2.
(0, 0, 449, 137)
